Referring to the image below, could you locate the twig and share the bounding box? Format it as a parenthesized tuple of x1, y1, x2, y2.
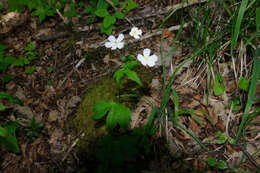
(89, 22, 190, 49)
(56, 9, 69, 24)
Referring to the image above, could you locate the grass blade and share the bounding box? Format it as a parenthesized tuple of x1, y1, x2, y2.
(235, 47, 260, 142)
(230, 0, 249, 56)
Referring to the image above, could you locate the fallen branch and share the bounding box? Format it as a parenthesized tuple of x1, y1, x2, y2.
(88, 22, 190, 49)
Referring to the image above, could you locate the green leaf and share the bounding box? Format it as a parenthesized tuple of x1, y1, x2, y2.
(64, 3, 78, 17)
(230, 0, 248, 56)
(121, 2, 126, 10)
(93, 100, 112, 120)
(0, 126, 8, 137)
(24, 42, 36, 51)
(95, 8, 109, 17)
(124, 60, 140, 69)
(121, 56, 127, 62)
(97, 0, 109, 9)
(229, 97, 241, 111)
(235, 48, 260, 142)
(213, 74, 225, 96)
(110, 0, 119, 6)
(213, 81, 224, 96)
(25, 66, 36, 74)
(0, 121, 20, 153)
(0, 92, 23, 106)
(5, 56, 16, 65)
(126, 0, 138, 11)
(217, 160, 228, 169)
(2, 74, 12, 83)
(113, 69, 125, 86)
(124, 68, 143, 86)
(207, 157, 217, 167)
(85, 6, 96, 15)
(106, 103, 131, 130)
(101, 24, 115, 35)
(0, 104, 6, 111)
(238, 77, 249, 91)
(257, 6, 260, 32)
(114, 11, 126, 19)
(228, 137, 236, 145)
(217, 131, 227, 144)
(103, 15, 116, 28)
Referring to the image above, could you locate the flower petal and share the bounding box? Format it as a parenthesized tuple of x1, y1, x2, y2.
(134, 34, 140, 39)
(117, 42, 124, 49)
(147, 60, 155, 67)
(143, 48, 151, 57)
(117, 34, 124, 42)
(136, 29, 142, 35)
(150, 54, 158, 62)
(137, 54, 146, 65)
(108, 35, 115, 42)
(111, 44, 117, 50)
(129, 31, 134, 37)
(105, 42, 112, 48)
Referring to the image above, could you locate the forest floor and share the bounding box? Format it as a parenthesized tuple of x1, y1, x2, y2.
(0, 0, 259, 173)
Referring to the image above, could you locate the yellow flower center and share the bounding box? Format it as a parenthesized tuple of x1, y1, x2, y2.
(133, 30, 137, 34)
(144, 56, 149, 61)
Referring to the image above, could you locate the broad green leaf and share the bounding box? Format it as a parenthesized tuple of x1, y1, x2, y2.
(114, 11, 125, 19)
(110, 0, 119, 6)
(85, 6, 96, 15)
(0, 44, 7, 52)
(106, 103, 131, 130)
(0, 121, 20, 153)
(93, 100, 112, 120)
(97, 0, 109, 9)
(113, 69, 125, 86)
(101, 24, 115, 35)
(103, 15, 116, 28)
(213, 74, 225, 96)
(213, 81, 225, 96)
(0, 126, 8, 137)
(207, 157, 217, 167)
(217, 160, 228, 169)
(0, 92, 23, 106)
(124, 60, 140, 69)
(124, 68, 143, 86)
(217, 131, 227, 144)
(5, 56, 16, 65)
(238, 77, 249, 91)
(0, 104, 6, 111)
(2, 74, 12, 83)
(95, 9, 109, 17)
(229, 97, 241, 111)
(126, 0, 137, 11)
(228, 137, 236, 145)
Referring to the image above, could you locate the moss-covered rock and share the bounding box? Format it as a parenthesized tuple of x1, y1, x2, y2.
(71, 66, 157, 153)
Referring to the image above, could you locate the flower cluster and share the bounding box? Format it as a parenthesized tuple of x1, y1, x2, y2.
(105, 27, 158, 67)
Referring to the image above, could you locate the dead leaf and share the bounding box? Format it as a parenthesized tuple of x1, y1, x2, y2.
(48, 110, 59, 122)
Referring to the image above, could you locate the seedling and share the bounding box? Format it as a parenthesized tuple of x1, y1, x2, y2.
(25, 116, 43, 142)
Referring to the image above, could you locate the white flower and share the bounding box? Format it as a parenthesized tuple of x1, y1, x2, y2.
(129, 27, 142, 39)
(137, 48, 158, 67)
(105, 34, 124, 50)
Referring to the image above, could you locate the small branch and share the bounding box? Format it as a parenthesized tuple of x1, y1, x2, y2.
(89, 22, 190, 49)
